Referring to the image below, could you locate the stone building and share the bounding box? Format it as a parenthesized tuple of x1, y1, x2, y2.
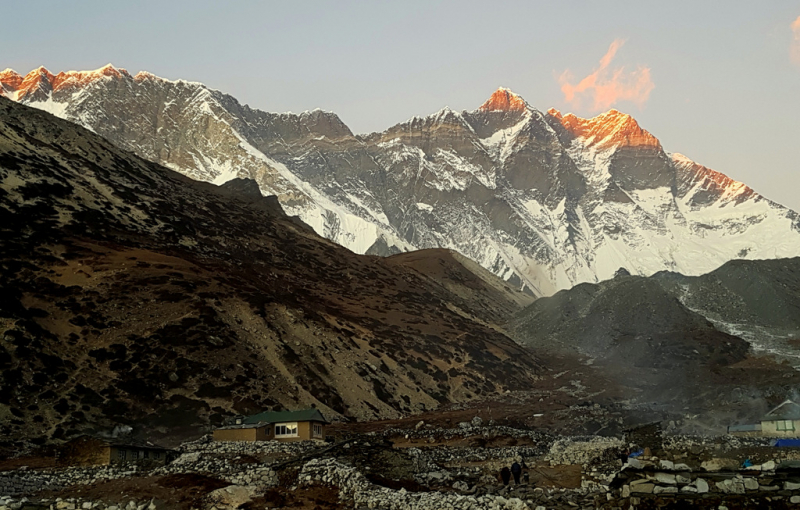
(213, 409, 329, 442)
(760, 400, 800, 437)
(728, 400, 800, 438)
(57, 436, 174, 467)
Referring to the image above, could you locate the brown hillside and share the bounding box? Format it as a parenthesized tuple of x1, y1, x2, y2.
(0, 98, 541, 447)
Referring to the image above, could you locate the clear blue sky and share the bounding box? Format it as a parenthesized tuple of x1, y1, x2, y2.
(4, 1, 800, 210)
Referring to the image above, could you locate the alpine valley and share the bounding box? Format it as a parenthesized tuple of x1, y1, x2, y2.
(4, 64, 800, 450)
(3, 65, 799, 297)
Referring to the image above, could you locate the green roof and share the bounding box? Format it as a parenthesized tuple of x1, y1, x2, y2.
(242, 408, 328, 425)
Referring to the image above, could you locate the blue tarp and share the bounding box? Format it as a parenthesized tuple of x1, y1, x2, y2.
(628, 449, 644, 458)
(772, 439, 800, 447)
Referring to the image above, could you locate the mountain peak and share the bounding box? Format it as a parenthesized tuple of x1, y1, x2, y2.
(0, 69, 23, 89)
(52, 64, 131, 90)
(2, 65, 133, 100)
(0, 68, 21, 79)
(548, 107, 660, 151)
(26, 66, 55, 83)
(479, 87, 528, 112)
(33, 65, 53, 75)
(546, 107, 562, 120)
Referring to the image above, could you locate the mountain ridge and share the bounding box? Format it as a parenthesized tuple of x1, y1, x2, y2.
(3, 64, 799, 297)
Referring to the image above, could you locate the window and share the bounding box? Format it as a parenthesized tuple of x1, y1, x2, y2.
(777, 420, 795, 431)
(275, 423, 298, 437)
(143, 450, 149, 459)
(154, 451, 161, 459)
(118, 450, 127, 461)
(313, 424, 323, 437)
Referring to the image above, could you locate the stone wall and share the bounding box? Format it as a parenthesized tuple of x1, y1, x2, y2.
(300, 458, 538, 510)
(615, 456, 800, 503)
(0, 441, 289, 497)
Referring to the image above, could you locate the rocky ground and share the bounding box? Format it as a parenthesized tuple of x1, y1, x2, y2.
(5, 424, 800, 509)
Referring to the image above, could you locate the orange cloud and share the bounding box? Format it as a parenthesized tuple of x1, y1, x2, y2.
(558, 39, 654, 112)
(791, 15, 800, 65)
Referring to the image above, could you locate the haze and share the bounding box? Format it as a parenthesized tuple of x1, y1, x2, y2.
(3, 1, 799, 210)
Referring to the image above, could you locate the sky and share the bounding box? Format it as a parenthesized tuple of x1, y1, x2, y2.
(3, 1, 800, 210)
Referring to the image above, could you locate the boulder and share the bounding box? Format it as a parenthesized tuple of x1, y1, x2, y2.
(452, 481, 469, 492)
(700, 458, 739, 471)
(204, 485, 258, 510)
(631, 483, 654, 494)
(716, 479, 745, 494)
(653, 486, 678, 494)
(625, 458, 642, 469)
(171, 452, 201, 465)
(654, 473, 676, 485)
(695, 478, 709, 493)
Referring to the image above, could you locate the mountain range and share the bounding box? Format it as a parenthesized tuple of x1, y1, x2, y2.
(0, 96, 541, 445)
(3, 79, 800, 445)
(3, 65, 799, 296)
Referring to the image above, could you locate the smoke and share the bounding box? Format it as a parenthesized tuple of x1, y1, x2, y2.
(558, 39, 654, 112)
(792, 16, 800, 66)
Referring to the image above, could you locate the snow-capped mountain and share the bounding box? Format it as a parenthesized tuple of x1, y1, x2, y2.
(3, 65, 799, 296)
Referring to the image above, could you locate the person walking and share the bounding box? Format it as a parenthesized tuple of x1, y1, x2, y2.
(500, 466, 511, 486)
(511, 461, 522, 485)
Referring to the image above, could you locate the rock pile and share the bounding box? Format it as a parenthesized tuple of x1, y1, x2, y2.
(0, 495, 158, 510)
(0, 466, 139, 497)
(418, 446, 541, 469)
(300, 458, 535, 510)
(545, 437, 624, 467)
(376, 425, 552, 449)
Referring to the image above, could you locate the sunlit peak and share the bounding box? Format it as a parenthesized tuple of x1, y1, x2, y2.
(548, 107, 660, 150)
(479, 87, 528, 112)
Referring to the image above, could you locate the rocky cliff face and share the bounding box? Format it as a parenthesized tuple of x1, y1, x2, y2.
(4, 66, 800, 296)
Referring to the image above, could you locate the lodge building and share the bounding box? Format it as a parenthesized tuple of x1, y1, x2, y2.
(213, 409, 329, 442)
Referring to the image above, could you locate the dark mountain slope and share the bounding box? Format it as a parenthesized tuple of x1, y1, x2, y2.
(0, 97, 541, 447)
(384, 249, 536, 321)
(654, 257, 800, 360)
(509, 263, 800, 407)
(511, 276, 748, 368)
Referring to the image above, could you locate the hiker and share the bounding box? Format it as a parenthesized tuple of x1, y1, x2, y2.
(511, 461, 522, 484)
(500, 466, 511, 486)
